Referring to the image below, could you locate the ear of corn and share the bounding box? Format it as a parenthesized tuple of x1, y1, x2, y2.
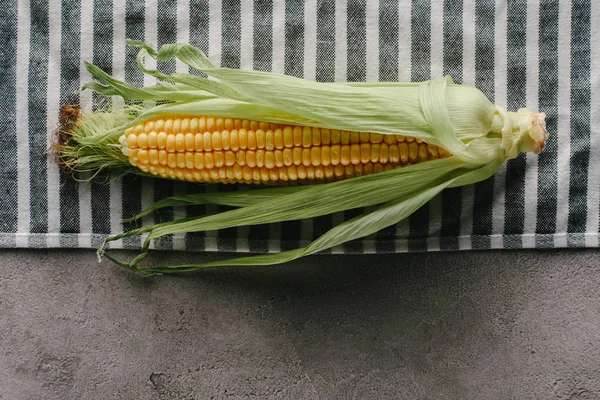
(55, 41, 547, 275)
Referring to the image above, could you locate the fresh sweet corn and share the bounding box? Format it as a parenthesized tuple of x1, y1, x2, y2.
(119, 116, 451, 184)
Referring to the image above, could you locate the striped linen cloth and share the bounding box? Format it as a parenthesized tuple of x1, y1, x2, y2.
(0, 0, 597, 253)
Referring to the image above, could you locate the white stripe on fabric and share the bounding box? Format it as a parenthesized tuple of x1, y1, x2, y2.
(397, 0, 411, 81)
(335, 0, 347, 82)
(240, 0, 253, 70)
(79, 0, 94, 248)
(555, 1, 571, 247)
(172, 0, 190, 251)
(365, 0, 379, 82)
(108, 0, 126, 249)
(459, 0, 476, 250)
(142, 0, 157, 248)
(270, 0, 284, 253)
(304, 0, 317, 81)
(523, 0, 539, 248)
(490, 0, 507, 249)
(427, 0, 444, 251)
(202, 0, 222, 253)
(46, 0, 61, 247)
(272, 0, 285, 74)
(588, 1, 600, 247)
(16, 0, 31, 246)
(236, 0, 253, 253)
(394, 0, 411, 251)
(176, 0, 190, 73)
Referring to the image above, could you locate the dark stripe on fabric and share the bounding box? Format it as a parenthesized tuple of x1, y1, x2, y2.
(253, 0, 273, 72)
(503, 0, 527, 249)
(91, 0, 113, 247)
(567, 0, 591, 246)
(0, 0, 18, 242)
(281, 0, 305, 251)
(375, 0, 399, 253)
(408, 0, 431, 251)
(217, 0, 244, 251)
(153, 0, 178, 250)
(439, 0, 463, 251)
(242, 0, 272, 253)
(344, 0, 367, 253)
(313, 0, 336, 253)
(471, 0, 495, 249)
(58, 0, 81, 247)
(121, 0, 145, 249)
(284, 0, 305, 78)
(187, 0, 210, 251)
(535, 0, 558, 243)
(28, 1, 49, 236)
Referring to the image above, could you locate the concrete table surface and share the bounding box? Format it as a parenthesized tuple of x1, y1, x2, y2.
(1, 248, 599, 399)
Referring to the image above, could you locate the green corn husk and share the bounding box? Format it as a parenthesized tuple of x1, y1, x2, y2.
(56, 40, 548, 276)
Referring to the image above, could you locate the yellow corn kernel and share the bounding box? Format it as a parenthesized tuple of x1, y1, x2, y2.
(306, 166, 315, 180)
(241, 119, 250, 129)
(224, 118, 234, 130)
(340, 131, 350, 145)
(321, 146, 331, 166)
(238, 129, 248, 149)
(274, 129, 284, 149)
(321, 128, 331, 145)
(324, 165, 335, 179)
(256, 129, 266, 149)
(181, 118, 190, 134)
(379, 143, 389, 163)
(177, 153, 186, 168)
(137, 150, 149, 164)
(137, 133, 148, 149)
(127, 134, 138, 148)
(249, 120, 259, 131)
(399, 142, 409, 163)
(149, 149, 159, 165)
(246, 151, 256, 168)
(283, 127, 294, 148)
(256, 150, 265, 167)
(283, 148, 293, 166)
(409, 142, 419, 163)
(175, 133, 185, 152)
(359, 132, 370, 143)
(340, 145, 351, 166)
(384, 134, 396, 145)
(265, 151, 275, 169)
(173, 119, 181, 135)
(185, 152, 195, 169)
(214, 151, 224, 168)
(331, 129, 341, 144)
(167, 153, 177, 168)
(246, 130, 256, 149)
(293, 126, 303, 146)
(233, 165, 243, 180)
(427, 144, 439, 159)
(164, 119, 173, 134)
(350, 144, 361, 165)
(147, 132, 157, 149)
(190, 118, 199, 134)
(350, 131, 360, 144)
(157, 132, 167, 149)
(370, 133, 384, 143)
(211, 132, 222, 151)
(311, 147, 321, 167)
(206, 117, 215, 132)
(236, 151, 246, 166)
(269, 167, 279, 182)
(165, 134, 175, 152)
(279, 168, 289, 181)
(287, 165, 298, 180)
(158, 150, 168, 165)
(202, 132, 211, 151)
(225, 151, 236, 167)
(260, 167, 270, 182)
(312, 128, 321, 146)
(405, 135, 414, 143)
(292, 147, 302, 166)
(389, 144, 400, 164)
(334, 164, 345, 178)
(229, 130, 239, 151)
(265, 129, 274, 150)
(360, 143, 371, 164)
(302, 148, 311, 166)
(134, 124, 144, 135)
(418, 143, 428, 163)
(330, 145, 341, 165)
(154, 119, 165, 133)
(302, 127, 312, 147)
(297, 165, 307, 180)
(221, 130, 230, 150)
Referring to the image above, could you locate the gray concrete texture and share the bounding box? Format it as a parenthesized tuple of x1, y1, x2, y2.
(1, 248, 599, 399)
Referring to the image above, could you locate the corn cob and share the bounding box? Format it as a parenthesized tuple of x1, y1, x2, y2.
(120, 116, 451, 184)
(55, 40, 547, 275)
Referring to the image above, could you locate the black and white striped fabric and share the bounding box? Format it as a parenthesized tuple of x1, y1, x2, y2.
(1, 0, 598, 253)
